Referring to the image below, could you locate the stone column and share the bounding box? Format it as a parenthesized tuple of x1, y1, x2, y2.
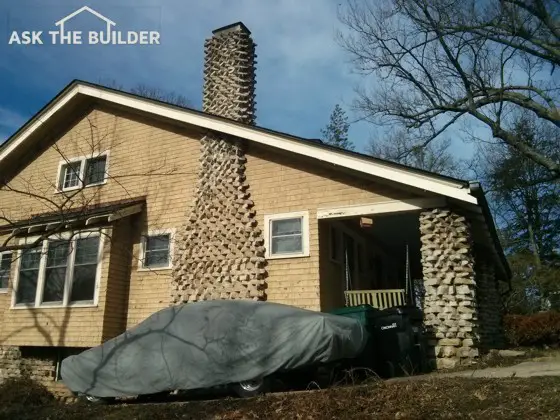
(419, 209, 479, 369)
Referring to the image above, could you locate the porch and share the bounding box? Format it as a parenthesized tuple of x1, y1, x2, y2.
(318, 200, 431, 313)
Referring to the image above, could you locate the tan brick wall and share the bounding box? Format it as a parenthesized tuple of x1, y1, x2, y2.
(0, 228, 112, 347)
(0, 105, 422, 343)
(0, 107, 201, 342)
(102, 218, 133, 340)
(245, 144, 418, 311)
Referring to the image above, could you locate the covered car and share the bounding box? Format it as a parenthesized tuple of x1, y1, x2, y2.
(61, 300, 367, 399)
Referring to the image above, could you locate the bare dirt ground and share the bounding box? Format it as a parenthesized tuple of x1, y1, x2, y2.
(3, 376, 560, 420)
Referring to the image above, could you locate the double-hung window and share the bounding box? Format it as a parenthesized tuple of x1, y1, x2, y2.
(139, 230, 174, 270)
(264, 212, 309, 259)
(57, 154, 108, 192)
(14, 232, 102, 308)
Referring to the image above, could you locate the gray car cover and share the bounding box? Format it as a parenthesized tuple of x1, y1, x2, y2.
(61, 300, 367, 398)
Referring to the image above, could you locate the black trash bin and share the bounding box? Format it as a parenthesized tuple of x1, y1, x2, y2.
(370, 306, 428, 378)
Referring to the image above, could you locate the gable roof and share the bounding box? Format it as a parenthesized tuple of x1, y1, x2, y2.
(0, 80, 476, 204)
(0, 80, 510, 280)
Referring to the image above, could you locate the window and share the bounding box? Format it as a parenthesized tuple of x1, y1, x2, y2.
(57, 154, 108, 192)
(264, 212, 309, 259)
(16, 248, 41, 304)
(139, 230, 174, 270)
(0, 252, 12, 291)
(14, 232, 102, 308)
(60, 161, 81, 190)
(85, 156, 107, 186)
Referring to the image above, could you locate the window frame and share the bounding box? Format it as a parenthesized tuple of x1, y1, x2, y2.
(264, 211, 310, 259)
(11, 230, 105, 309)
(0, 251, 12, 293)
(138, 229, 175, 271)
(55, 152, 110, 193)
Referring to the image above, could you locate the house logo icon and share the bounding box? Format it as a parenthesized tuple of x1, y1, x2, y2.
(8, 6, 161, 46)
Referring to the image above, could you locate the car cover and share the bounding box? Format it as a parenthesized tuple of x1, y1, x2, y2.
(61, 300, 367, 398)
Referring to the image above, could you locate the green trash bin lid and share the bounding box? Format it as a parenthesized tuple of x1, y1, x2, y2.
(329, 305, 377, 315)
(328, 305, 380, 327)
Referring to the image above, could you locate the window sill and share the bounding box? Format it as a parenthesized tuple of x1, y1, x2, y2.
(11, 303, 98, 310)
(266, 252, 310, 260)
(0, 289, 8, 294)
(137, 265, 173, 272)
(54, 181, 107, 195)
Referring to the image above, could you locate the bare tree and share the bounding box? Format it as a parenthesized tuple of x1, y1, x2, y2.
(339, 0, 560, 179)
(476, 114, 560, 312)
(369, 128, 463, 177)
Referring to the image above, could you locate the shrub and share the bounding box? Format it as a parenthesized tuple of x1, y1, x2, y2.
(0, 377, 55, 407)
(504, 311, 560, 347)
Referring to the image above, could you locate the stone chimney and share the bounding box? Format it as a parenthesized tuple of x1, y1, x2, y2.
(202, 22, 257, 125)
(171, 23, 267, 304)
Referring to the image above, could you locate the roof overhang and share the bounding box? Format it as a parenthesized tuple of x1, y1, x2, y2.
(0, 199, 144, 238)
(0, 82, 477, 205)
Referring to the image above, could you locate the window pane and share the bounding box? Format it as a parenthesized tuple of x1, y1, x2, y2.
(144, 235, 170, 268)
(70, 237, 100, 303)
(271, 235, 303, 255)
(145, 250, 169, 267)
(16, 249, 41, 304)
(61, 162, 81, 190)
(272, 218, 302, 237)
(43, 241, 70, 304)
(85, 156, 107, 185)
(70, 265, 96, 302)
(75, 237, 99, 265)
(43, 268, 66, 303)
(21, 249, 41, 270)
(146, 235, 170, 252)
(0, 254, 11, 289)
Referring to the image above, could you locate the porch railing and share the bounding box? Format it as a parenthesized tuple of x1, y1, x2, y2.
(345, 289, 406, 310)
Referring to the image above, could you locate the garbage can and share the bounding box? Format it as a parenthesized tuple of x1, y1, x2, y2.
(370, 306, 429, 378)
(392, 306, 429, 375)
(329, 305, 379, 369)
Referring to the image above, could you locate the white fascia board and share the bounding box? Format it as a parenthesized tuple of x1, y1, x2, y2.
(0, 86, 81, 163)
(317, 198, 447, 219)
(78, 86, 477, 204)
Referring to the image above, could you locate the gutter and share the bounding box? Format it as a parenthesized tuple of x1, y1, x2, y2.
(468, 181, 512, 294)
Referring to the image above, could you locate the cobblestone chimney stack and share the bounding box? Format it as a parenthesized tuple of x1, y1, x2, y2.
(202, 22, 257, 125)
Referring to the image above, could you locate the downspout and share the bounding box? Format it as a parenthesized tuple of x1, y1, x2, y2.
(468, 181, 512, 296)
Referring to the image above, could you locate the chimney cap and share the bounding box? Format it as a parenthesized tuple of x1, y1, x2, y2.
(212, 21, 251, 35)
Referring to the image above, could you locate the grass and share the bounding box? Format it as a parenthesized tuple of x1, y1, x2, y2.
(2, 376, 560, 419)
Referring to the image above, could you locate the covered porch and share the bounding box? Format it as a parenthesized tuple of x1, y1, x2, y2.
(318, 198, 438, 313)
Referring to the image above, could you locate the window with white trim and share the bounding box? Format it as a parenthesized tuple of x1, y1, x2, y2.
(57, 154, 108, 192)
(264, 212, 309, 259)
(139, 231, 173, 269)
(0, 252, 12, 290)
(14, 232, 102, 307)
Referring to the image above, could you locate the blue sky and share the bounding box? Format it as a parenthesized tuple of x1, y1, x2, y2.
(0, 0, 480, 161)
(0, 1, 375, 147)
